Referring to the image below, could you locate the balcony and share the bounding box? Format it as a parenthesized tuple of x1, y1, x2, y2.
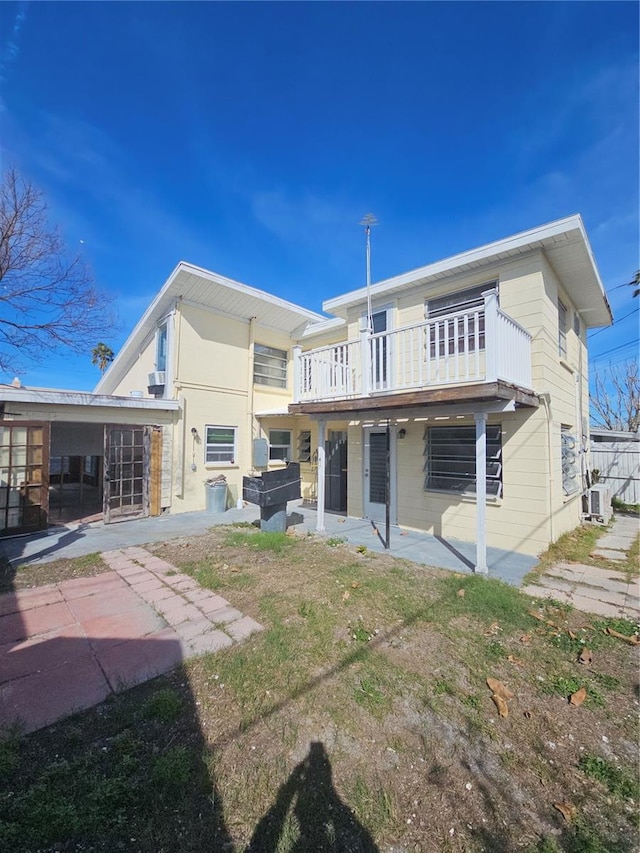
(292, 290, 533, 405)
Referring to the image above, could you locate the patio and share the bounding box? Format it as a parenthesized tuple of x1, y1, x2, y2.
(0, 500, 537, 586)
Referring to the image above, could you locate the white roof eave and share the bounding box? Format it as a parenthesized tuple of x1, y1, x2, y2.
(0, 387, 180, 411)
(322, 215, 612, 327)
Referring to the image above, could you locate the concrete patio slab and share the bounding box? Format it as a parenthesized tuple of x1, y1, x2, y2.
(0, 500, 538, 586)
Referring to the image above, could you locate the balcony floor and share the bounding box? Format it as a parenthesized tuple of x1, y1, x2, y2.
(290, 379, 538, 415)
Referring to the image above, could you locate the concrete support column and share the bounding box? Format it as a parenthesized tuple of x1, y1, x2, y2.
(475, 411, 488, 575)
(316, 419, 326, 533)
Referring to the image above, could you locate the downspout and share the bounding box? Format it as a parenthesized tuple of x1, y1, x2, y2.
(540, 393, 555, 544)
(247, 317, 257, 471)
(173, 298, 183, 391)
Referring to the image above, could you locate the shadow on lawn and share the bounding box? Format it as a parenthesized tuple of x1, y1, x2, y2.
(247, 742, 379, 853)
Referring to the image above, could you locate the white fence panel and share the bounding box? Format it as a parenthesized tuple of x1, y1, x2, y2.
(591, 434, 640, 504)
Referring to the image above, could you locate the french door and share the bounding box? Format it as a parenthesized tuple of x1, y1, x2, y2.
(0, 421, 50, 536)
(103, 425, 150, 523)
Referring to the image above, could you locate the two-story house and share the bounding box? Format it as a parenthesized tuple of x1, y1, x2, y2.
(77, 215, 609, 570)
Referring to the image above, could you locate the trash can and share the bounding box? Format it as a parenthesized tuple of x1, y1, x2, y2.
(206, 477, 227, 512)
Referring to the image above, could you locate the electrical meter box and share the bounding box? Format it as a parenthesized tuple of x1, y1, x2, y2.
(253, 437, 268, 468)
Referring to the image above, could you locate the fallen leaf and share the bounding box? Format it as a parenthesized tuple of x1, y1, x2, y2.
(487, 678, 515, 700)
(569, 687, 587, 706)
(484, 621, 502, 636)
(578, 648, 593, 665)
(554, 801, 576, 822)
(545, 620, 558, 628)
(520, 634, 532, 645)
(457, 589, 465, 598)
(337, 518, 345, 523)
(507, 655, 524, 667)
(567, 630, 577, 640)
(605, 627, 640, 645)
(342, 590, 350, 601)
(230, 567, 240, 573)
(523, 709, 532, 719)
(351, 581, 360, 589)
(491, 694, 509, 717)
(400, 529, 408, 536)
(528, 610, 545, 622)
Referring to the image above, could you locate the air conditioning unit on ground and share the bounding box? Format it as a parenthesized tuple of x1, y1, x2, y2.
(148, 371, 166, 387)
(587, 484, 612, 523)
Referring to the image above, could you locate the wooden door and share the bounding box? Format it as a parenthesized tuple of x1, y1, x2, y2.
(103, 425, 150, 523)
(0, 421, 50, 536)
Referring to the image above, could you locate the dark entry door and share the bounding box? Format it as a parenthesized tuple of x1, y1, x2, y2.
(104, 425, 150, 523)
(0, 421, 50, 536)
(325, 431, 347, 513)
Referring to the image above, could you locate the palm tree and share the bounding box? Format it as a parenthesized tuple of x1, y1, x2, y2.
(91, 342, 114, 374)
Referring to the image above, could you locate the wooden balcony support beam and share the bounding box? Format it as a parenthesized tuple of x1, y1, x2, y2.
(288, 381, 538, 416)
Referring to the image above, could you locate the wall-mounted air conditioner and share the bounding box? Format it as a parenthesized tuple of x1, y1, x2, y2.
(148, 371, 166, 387)
(587, 484, 612, 523)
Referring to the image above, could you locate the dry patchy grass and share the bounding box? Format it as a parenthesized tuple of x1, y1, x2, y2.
(1, 526, 638, 852)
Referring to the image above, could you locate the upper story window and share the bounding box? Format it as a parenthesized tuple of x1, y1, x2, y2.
(156, 322, 168, 372)
(425, 283, 497, 356)
(254, 344, 288, 389)
(558, 300, 568, 358)
(573, 311, 581, 337)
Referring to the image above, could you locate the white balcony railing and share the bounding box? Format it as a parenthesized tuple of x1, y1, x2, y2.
(293, 290, 533, 404)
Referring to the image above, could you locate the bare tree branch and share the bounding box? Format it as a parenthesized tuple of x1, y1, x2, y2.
(0, 167, 117, 373)
(590, 359, 639, 432)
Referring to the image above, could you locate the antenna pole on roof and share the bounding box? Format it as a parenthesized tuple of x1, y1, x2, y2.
(360, 213, 378, 332)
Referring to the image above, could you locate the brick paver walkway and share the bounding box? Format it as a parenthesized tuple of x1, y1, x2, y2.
(0, 547, 262, 733)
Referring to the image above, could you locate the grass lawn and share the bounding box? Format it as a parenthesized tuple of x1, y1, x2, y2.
(1, 525, 638, 852)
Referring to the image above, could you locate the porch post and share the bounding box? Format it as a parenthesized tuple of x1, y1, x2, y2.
(482, 289, 498, 383)
(316, 419, 326, 533)
(475, 412, 488, 575)
(292, 345, 302, 403)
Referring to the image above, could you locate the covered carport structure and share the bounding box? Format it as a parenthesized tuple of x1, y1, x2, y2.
(0, 385, 179, 536)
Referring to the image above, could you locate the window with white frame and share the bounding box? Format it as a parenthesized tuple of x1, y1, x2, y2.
(558, 300, 568, 358)
(561, 426, 579, 495)
(269, 429, 291, 462)
(424, 424, 503, 497)
(425, 283, 497, 357)
(156, 322, 168, 372)
(205, 426, 237, 464)
(254, 344, 288, 388)
(298, 430, 311, 463)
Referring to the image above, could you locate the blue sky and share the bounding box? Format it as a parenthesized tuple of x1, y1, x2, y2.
(0, 1, 638, 391)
